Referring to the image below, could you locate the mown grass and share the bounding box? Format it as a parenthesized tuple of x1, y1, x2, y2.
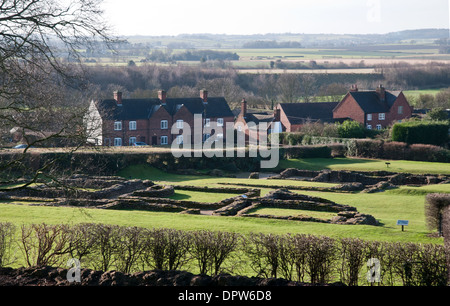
(276, 157, 450, 175)
(248, 207, 337, 220)
(2, 157, 450, 245)
(168, 190, 240, 202)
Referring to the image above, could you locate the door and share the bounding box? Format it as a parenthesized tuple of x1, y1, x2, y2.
(151, 136, 157, 145)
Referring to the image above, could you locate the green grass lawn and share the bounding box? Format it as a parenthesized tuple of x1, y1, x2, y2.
(248, 207, 337, 220)
(2, 157, 449, 245)
(169, 190, 240, 202)
(276, 157, 450, 175)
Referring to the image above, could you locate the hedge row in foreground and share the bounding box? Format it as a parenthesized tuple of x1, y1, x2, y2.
(0, 222, 447, 286)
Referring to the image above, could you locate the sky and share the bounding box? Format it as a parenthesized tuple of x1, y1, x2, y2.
(101, 0, 450, 36)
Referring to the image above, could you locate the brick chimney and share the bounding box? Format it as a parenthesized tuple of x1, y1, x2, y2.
(200, 89, 208, 104)
(349, 84, 358, 92)
(241, 98, 247, 117)
(114, 91, 122, 105)
(274, 107, 280, 121)
(158, 90, 167, 104)
(376, 84, 385, 102)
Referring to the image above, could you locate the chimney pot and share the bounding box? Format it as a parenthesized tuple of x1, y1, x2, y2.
(241, 98, 247, 117)
(158, 90, 167, 104)
(376, 84, 385, 101)
(114, 91, 122, 105)
(350, 84, 358, 92)
(274, 108, 280, 121)
(200, 89, 208, 103)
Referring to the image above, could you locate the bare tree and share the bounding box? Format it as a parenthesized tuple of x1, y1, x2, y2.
(0, 0, 113, 187)
(298, 74, 316, 103)
(276, 73, 300, 103)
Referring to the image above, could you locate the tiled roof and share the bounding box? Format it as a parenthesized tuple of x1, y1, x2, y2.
(96, 96, 233, 120)
(279, 102, 339, 125)
(347, 90, 400, 113)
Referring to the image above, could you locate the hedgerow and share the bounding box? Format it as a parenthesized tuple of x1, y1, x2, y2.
(0, 222, 447, 286)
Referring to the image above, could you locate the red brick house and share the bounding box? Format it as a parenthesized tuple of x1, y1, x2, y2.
(333, 85, 413, 130)
(86, 90, 234, 146)
(234, 99, 282, 143)
(275, 101, 339, 132)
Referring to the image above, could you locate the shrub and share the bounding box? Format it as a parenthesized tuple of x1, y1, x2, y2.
(244, 233, 280, 278)
(286, 133, 304, 145)
(338, 238, 369, 286)
(282, 145, 331, 159)
(157, 228, 191, 271)
(408, 144, 450, 162)
(425, 193, 450, 236)
(414, 244, 447, 286)
(141, 228, 171, 270)
(382, 141, 408, 160)
(114, 226, 146, 274)
(89, 224, 121, 272)
(354, 139, 384, 158)
(337, 120, 367, 138)
(305, 235, 337, 284)
(68, 223, 98, 263)
(189, 230, 240, 275)
(392, 120, 449, 146)
(328, 143, 347, 157)
(19, 223, 72, 267)
(0, 222, 16, 268)
(290, 234, 310, 282)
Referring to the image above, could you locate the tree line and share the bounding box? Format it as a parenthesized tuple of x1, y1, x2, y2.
(82, 63, 450, 110)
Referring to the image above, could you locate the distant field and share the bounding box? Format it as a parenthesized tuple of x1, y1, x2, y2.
(237, 68, 377, 74)
(81, 42, 450, 69)
(403, 88, 445, 97)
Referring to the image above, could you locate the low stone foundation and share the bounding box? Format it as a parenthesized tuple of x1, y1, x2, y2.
(0, 175, 378, 226)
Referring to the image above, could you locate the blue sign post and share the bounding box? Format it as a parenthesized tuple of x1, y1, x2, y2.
(397, 220, 409, 231)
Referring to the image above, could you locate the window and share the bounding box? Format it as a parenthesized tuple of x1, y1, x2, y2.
(205, 118, 210, 127)
(217, 118, 224, 126)
(398, 106, 404, 114)
(203, 133, 210, 141)
(161, 136, 168, 145)
(376, 124, 382, 130)
(129, 121, 136, 130)
(216, 133, 224, 140)
(176, 120, 184, 129)
(366, 125, 372, 130)
(160, 120, 168, 129)
(378, 113, 385, 120)
(176, 135, 183, 144)
(114, 138, 122, 146)
(114, 121, 122, 131)
(367, 114, 372, 121)
(129, 137, 136, 146)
